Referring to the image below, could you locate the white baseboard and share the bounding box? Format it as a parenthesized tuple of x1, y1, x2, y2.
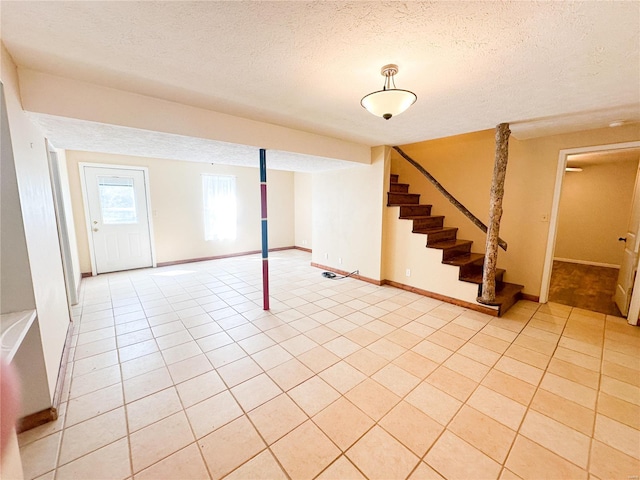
(553, 257, 620, 269)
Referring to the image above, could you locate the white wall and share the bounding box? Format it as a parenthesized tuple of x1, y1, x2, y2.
(294, 172, 312, 249)
(1, 44, 70, 401)
(1, 83, 36, 313)
(65, 150, 295, 272)
(312, 146, 387, 280)
(54, 149, 82, 297)
(555, 158, 638, 267)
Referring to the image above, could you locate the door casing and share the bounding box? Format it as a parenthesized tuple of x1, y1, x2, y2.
(540, 141, 640, 325)
(79, 162, 156, 276)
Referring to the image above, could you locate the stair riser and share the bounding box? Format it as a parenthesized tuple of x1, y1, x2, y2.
(390, 174, 399, 183)
(498, 291, 522, 316)
(476, 276, 507, 297)
(412, 217, 444, 230)
(441, 243, 473, 261)
(458, 262, 483, 279)
(388, 192, 420, 205)
(390, 183, 410, 193)
(467, 270, 505, 286)
(399, 205, 432, 217)
(426, 229, 458, 245)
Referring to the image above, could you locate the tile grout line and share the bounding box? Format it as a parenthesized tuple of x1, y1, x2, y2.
(586, 312, 608, 475)
(19, 253, 639, 480)
(407, 305, 540, 479)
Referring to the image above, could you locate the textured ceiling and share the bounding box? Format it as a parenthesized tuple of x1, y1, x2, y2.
(30, 113, 357, 172)
(2, 1, 639, 169)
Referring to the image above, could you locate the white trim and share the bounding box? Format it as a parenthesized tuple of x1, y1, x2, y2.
(143, 168, 157, 269)
(78, 162, 156, 275)
(78, 163, 97, 276)
(553, 258, 620, 269)
(47, 142, 78, 306)
(540, 141, 640, 304)
(628, 268, 640, 325)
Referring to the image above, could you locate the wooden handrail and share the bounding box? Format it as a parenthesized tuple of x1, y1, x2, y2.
(392, 146, 507, 251)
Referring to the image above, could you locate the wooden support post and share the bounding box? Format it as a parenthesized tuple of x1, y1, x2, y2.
(478, 123, 510, 305)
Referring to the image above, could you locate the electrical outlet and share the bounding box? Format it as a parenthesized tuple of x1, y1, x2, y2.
(406, 268, 411, 277)
(338, 257, 342, 265)
(324, 253, 328, 259)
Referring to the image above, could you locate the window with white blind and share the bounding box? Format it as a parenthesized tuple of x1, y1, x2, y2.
(202, 174, 237, 241)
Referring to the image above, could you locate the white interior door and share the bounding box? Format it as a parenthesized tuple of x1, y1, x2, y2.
(83, 166, 153, 274)
(614, 162, 640, 317)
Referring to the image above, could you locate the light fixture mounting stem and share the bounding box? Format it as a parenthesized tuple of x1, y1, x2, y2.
(380, 64, 399, 77)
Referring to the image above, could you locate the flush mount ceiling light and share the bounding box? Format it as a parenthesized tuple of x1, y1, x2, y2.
(565, 167, 583, 172)
(361, 64, 417, 120)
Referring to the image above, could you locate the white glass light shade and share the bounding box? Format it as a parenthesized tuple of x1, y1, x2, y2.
(361, 88, 417, 120)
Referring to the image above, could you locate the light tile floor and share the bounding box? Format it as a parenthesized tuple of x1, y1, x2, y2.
(18, 250, 640, 479)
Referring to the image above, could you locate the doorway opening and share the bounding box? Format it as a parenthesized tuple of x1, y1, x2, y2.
(540, 142, 640, 324)
(80, 163, 155, 275)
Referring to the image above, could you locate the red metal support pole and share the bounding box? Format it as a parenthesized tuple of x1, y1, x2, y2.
(259, 149, 270, 310)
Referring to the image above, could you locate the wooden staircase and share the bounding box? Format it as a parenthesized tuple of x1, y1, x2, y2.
(388, 174, 523, 316)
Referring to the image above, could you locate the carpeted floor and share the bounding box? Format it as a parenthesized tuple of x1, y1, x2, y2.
(549, 261, 622, 316)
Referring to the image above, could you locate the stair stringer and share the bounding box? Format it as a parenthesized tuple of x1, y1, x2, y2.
(383, 206, 499, 312)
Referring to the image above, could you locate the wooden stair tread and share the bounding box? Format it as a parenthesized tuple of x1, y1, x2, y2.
(460, 268, 506, 285)
(388, 191, 421, 206)
(392, 203, 429, 207)
(494, 282, 524, 298)
(412, 226, 457, 234)
(428, 239, 472, 249)
(401, 215, 444, 220)
(443, 253, 485, 267)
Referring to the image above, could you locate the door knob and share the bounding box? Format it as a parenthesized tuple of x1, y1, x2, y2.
(618, 237, 627, 242)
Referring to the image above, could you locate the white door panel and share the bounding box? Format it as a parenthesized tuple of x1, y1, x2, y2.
(83, 166, 153, 274)
(615, 163, 640, 319)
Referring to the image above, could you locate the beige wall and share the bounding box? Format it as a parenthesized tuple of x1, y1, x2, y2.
(390, 124, 640, 297)
(312, 146, 387, 280)
(294, 173, 312, 249)
(19, 68, 371, 165)
(1, 44, 70, 401)
(65, 151, 295, 273)
(555, 158, 638, 266)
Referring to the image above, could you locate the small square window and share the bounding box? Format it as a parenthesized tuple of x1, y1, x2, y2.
(98, 176, 138, 224)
